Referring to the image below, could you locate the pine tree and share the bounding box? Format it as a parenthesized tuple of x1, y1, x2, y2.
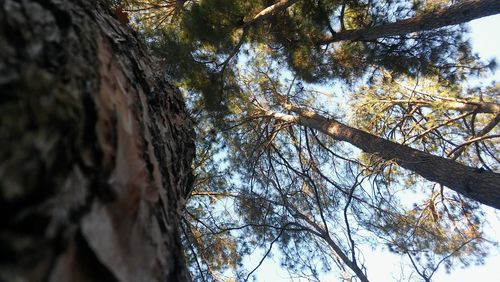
(9, 0, 500, 281)
(101, 0, 500, 280)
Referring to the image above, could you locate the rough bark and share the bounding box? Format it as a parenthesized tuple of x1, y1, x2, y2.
(264, 106, 500, 209)
(0, 1, 195, 281)
(320, 0, 500, 44)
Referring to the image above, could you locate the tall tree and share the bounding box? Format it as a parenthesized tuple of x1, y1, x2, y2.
(262, 101, 500, 209)
(136, 0, 497, 95)
(145, 0, 498, 280)
(179, 58, 494, 281)
(120, 0, 499, 280)
(0, 0, 194, 281)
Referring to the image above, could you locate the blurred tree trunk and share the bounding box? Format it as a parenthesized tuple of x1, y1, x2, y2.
(0, 1, 195, 281)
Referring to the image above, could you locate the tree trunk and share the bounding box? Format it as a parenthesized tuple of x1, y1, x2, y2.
(264, 106, 500, 209)
(319, 0, 500, 44)
(0, 1, 195, 281)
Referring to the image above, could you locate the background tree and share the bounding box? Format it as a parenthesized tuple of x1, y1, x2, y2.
(117, 0, 500, 280)
(350, 74, 499, 169)
(176, 53, 496, 281)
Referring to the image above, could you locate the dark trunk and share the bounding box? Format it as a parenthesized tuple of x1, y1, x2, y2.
(0, 1, 195, 281)
(320, 0, 500, 44)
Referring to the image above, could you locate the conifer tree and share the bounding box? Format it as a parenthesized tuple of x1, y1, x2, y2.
(121, 0, 500, 280)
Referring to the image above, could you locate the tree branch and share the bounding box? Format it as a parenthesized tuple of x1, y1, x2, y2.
(319, 0, 500, 44)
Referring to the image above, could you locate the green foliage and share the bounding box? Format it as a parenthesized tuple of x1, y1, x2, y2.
(122, 0, 499, 280)
(126, 0, 490, 110)
(183, 0, 248, 49)
(373, 194, 488, 274)
(350, 75, 499, 170)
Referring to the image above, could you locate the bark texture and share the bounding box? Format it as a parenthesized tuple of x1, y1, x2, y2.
(265, 106, 500, 209)
(320, 0, 500, 44)
(0, 0, 195, 281)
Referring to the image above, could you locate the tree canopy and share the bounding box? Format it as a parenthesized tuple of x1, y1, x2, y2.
(119, 0, 499, 281)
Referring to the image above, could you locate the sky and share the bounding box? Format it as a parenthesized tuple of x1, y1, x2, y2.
(248, 14, 500, 282)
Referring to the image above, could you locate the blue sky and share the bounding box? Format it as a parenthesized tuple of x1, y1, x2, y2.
(248, 14, 500, 282)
